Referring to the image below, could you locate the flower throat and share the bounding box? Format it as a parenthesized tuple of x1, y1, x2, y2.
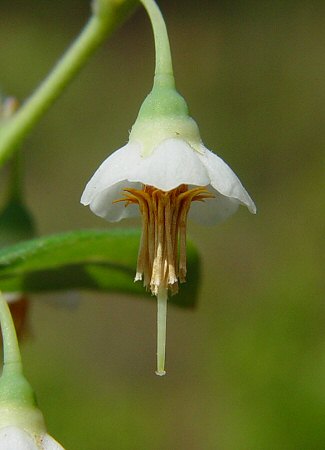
(115, 184, 213, 295)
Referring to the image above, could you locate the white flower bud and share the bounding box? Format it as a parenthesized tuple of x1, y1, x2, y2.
(0, 298, 66, 450)
(0, 426, 64, 450)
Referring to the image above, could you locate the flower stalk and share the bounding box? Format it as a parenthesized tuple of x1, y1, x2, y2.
(139, 0, 174, 87)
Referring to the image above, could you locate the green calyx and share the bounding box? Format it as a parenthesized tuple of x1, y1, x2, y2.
(129, 79, 202, 157)
(135, 74, 187, 118)
(0, 298, 46, 434)
(0, 374, 45, 434)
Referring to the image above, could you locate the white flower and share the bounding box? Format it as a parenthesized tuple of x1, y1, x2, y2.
(81, 0, 256, 375)
(0, 426, 64, 450)
(81, 136, 256, 295)
(80, 11, 256, 373)
(81, 129, 256, 375)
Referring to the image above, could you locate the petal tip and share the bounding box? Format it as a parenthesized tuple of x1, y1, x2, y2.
(248, 201, 257, 215)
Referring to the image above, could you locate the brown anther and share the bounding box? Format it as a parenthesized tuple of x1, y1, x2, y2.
(116, 184, 213, 295)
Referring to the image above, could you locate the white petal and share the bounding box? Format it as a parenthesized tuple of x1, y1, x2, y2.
(198, 146, 256, 214)
(0, 427, 38, 450)
(88, 180, 141, 222)
(189, 187, 240, 225)
(126, 138, 210, 191)
(81, 142, 141, 205)
(41, 434, 65, 450)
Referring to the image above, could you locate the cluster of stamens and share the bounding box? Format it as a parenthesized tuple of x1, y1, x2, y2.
(115, 184, 213, 295)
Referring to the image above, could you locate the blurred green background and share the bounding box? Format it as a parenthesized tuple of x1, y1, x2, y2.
(1, 0, 325, 449)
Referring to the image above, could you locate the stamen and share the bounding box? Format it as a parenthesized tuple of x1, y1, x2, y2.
(151, 192, 164, 295)
(165, 196, 177, 286)
(116, 184, 213, 294)
(134, 194, 149, 282)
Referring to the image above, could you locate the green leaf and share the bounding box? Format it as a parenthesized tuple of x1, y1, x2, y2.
(0, 229, 200, 308)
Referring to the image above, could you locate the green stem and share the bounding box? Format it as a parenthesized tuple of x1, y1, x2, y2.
(0, 0, 137, 167)
(140, 0, 175, 88)
(0, 99, 24, 202)
(0, 297, 23, 377)
(156, 288, 167, 376)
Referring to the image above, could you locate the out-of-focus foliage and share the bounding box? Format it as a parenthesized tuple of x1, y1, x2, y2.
(0, 199, 36, 246)
(0, 1, 324, 449)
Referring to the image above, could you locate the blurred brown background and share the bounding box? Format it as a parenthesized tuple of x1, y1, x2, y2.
(1, 1, 324, 449)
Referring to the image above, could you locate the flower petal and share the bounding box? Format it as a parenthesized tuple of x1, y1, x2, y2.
(126, 138, 210, 191)
(80, 142, 141, 205)
(88, 180, 141, 222)
(41, 434, 65, 450)
(189, 187, 240, 225)
(0, 427, 38, 450)
(198, 146, 256, 214)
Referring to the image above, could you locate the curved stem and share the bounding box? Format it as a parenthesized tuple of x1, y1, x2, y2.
(0, 296, 23, 377)
(156, 287, 167, 376)
(0, 1, 137, 167)
(140, 0, 175, 87)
